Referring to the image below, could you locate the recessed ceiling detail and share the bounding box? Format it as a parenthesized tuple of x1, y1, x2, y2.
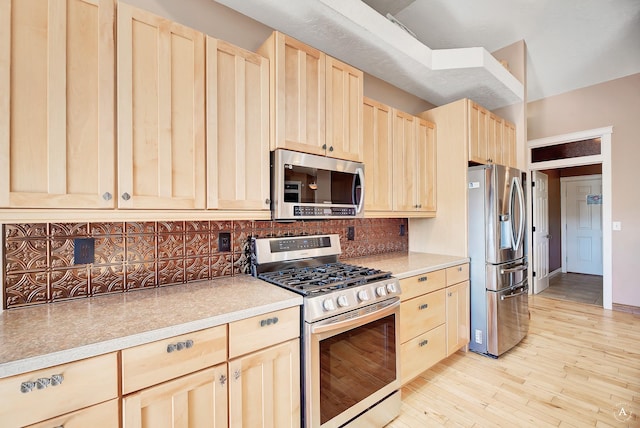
(214, 0, 524, 109)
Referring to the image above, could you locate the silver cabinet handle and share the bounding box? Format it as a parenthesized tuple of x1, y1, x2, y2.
(102, 192, 112, 201)
(328, 146, 334, 152)
(121, 192, 131, 201)
(418, 303, 429, 310)
(418, 276, 428, 282)
(219, 374, 227, 386)
(260, 317, 279, 327)
(233, 369, 241, 380)
(448, 292, 453, 297)
(167, 339, 194, 353)
(419, 339, 429, 347)
(265, 198, 271, 205)
(20, 374, 63, 393)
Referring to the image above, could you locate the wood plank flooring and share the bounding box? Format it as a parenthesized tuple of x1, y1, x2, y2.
(540, 273, 603, 306)
(388, 295, 640, 427)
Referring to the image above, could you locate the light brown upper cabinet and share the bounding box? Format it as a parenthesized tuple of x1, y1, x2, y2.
(363, 97, 394, 213)
(117, 3, 206, 209)
(392, 109, 437, 217)
(206, 37, 270, 211)
(468, 100, 517, 168)
(258, 31, 363, 162)
(0, 0, 116, 208)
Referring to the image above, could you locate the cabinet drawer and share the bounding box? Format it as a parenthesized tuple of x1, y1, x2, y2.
(26, 399, 119, 428)
(122, 324, 227, 394)
(446, 263, 469, 285)
(400, 289, 445, 343)
(0, 352, 118, 428)
(400, 269, 446, 301)
(400, 324, 446, 385)
(229, 307, 300, 358)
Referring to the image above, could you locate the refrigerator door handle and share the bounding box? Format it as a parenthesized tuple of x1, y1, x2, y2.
(510, 176, 525, 252)
(500, 289, 528, 300)
(500, 264, 528, 274)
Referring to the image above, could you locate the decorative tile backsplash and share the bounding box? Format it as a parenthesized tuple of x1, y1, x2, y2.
(3, 218, 408, 309)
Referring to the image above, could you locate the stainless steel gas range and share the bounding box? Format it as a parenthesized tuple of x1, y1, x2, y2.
(251, 234, 402, 428)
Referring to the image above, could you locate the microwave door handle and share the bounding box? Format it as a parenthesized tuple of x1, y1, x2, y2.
(355, 167, 365, 214)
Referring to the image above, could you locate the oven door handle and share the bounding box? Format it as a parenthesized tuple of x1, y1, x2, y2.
(310, 299, 400, 335)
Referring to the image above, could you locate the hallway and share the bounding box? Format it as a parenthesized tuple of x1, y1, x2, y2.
(539, 272, 603, 306)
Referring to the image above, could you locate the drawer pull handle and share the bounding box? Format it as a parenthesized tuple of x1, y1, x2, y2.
(457, 266, 463, 272)
(260, 317, 279, 327)
(167, 339, 194, 353)
(418, 276, 428, 282)
(419, 339, 429, 347)
(20, 374, 64, 393)
(418, 303, 429, 310)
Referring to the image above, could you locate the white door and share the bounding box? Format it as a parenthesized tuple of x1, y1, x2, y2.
(564, 176, 603, 275)
(532, 171, 550, 294)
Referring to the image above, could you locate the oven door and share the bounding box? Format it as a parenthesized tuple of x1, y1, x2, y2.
(304, 298, 401, 428)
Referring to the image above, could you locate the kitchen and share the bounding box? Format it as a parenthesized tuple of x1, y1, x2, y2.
(1, 0, 639, 427)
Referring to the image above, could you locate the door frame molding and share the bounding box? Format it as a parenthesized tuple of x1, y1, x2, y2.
(527, 126, 612, 309)
(560, 174, 603, 275)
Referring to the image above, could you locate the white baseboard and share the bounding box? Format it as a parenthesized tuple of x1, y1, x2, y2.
(548, 268, 562, 279)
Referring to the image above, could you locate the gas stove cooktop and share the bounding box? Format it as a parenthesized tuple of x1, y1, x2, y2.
(251, 234, 401, 322)
(257, 262, 392, 296)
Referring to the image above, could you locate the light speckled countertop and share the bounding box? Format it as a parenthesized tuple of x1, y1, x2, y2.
(0, 276, 302, 379)
(0, 251, 467, 379)
(348, 251, 469, 279)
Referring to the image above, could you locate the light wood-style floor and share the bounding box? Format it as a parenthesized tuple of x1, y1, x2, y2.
(388, 295, 640, 427)
(540, 273, 603, 306)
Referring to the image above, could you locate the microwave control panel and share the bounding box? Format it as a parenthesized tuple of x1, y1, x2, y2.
(293, 206, 356, 217)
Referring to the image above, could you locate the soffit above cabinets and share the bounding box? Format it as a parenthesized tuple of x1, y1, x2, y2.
(214, 0, 524, 110)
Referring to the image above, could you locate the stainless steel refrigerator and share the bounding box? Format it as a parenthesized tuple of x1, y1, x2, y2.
(468, 164, 529, 357)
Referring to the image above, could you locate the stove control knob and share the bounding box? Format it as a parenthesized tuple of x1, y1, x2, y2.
(357, 290, 370, 302)
(337, 295, 349, 307)
(386, 283, 397, 294)
(376, 286, 387, 297)
(323, 299, 336, 312)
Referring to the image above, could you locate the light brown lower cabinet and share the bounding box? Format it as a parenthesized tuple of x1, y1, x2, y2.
(122, 364, 228, 428)
(229, 339, 301, 427)
(399, 263, 469, 385)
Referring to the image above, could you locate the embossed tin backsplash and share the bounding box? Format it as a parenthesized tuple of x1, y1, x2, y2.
(3, 219, 408, 309)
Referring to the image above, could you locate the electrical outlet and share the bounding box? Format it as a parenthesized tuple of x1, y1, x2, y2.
(399, 224, 405, 236)
(218, 232, 231, 252)
(347, 226, 355, 241)
(74, 238, 95, 264)
(475, 329, 483, 344)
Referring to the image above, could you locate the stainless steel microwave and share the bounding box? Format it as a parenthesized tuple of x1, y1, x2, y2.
(271, 149, 364, 220)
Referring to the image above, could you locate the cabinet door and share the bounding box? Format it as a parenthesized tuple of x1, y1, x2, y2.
(325, 56, 363, 162)
(392, 109, 417, 212)
(259, 32, 325, 156)
(206, 37, 270, 210)
(446, 280, 470, 356)
(416, 117, 437, 213)
(468, 101, 488, 164)
(0, 0, 115, 208)
(503, 120, 517, 168)
(229, 339, 300, 428)
(488, 113, 503, 165)
(363, 97, 393, 212)
(123, 364, 228, 428)
(117, 3, 205, 209)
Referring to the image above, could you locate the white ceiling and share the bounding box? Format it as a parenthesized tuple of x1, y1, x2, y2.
(215, 0, 640, 108)
(373, 0, 640, 102)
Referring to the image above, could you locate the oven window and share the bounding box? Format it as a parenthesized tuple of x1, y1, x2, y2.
(319, 314, 397, 424)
